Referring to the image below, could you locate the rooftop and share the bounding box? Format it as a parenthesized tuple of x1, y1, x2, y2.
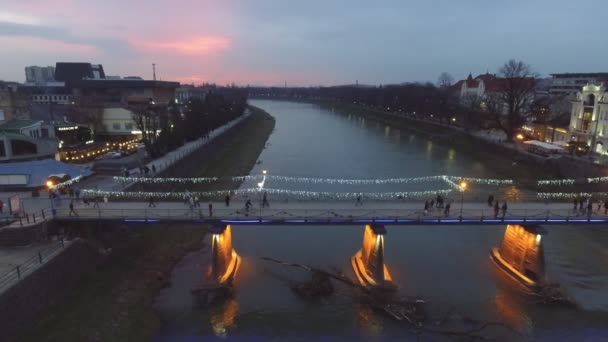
(550, 73, 608, 78)
(0, 119, 43, 131)
(0, 159, 93, 188)
(67, 79, 180, 89)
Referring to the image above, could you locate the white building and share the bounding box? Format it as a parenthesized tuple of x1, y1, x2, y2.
(25, 66, 55, 85)
(569, 84, 608, 154)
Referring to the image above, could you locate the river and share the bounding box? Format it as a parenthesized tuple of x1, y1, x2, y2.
(154, 100, 608, 341)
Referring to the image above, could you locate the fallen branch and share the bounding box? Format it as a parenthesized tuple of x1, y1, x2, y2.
(261, 255, 522, 341)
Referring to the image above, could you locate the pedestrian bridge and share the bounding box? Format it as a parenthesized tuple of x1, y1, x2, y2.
(49, 201, 608, 226)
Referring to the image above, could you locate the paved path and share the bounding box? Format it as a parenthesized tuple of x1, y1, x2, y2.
(49, 200, 608, 225)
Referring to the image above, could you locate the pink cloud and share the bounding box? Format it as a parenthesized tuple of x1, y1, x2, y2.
(135, 36, 231, 56)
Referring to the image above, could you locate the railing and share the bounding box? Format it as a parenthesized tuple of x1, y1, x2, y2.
(1, 208, 54, 228)
(0, 238, 69, 293)
(51, 207, 607, 224)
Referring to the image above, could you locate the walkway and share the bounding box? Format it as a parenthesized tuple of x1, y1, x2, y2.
(51, 200, 607, 225)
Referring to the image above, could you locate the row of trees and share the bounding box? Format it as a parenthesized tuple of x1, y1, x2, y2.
(131, 89, 247, 157)
(250, 60, 571, 142)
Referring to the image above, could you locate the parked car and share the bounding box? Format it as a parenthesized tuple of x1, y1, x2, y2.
(96, 151, 123, 160)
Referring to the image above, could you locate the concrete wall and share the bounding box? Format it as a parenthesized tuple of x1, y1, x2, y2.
(0, 238, 101, 342)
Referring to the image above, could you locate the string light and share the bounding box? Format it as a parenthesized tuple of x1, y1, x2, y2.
(54, 175, 85, 189)
(113, 174, 513, 186)
(587, 177, 608, 184)
(82, 188, 453, 201)
(537, 192, 608, 199)
(537, 179, 576, 186)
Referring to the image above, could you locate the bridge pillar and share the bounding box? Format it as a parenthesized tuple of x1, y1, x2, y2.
(491, 224, 546, 291)
(351, 224, 395, 289)
(208, 224, 241, 286)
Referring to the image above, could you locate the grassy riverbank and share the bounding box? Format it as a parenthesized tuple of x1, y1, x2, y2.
(139, 105, 275, 193)
(24, 106, 276, 342)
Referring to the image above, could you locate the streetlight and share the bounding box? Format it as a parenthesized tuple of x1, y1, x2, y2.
(459, 181, 467, 220)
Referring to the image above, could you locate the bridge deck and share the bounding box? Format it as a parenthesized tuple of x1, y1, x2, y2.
(50, 200, 608, 225)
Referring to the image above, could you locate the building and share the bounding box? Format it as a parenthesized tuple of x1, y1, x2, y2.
(569, 83, 608, 154)
(176, 85, 209, 103)
(24, 66, 55, 85)
(0, 83, 30, 125)
(451, 73, 535, 114)
(54, 62, 105, 82)
(67, 79, 179, 140)
(0, 119, 58, 162)
(549, 73, 608, 95)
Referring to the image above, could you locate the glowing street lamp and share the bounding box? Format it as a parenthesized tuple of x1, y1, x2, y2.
(459, 181, 467, 220)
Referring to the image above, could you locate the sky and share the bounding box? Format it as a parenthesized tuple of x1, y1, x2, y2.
(0, 0, 606, 86)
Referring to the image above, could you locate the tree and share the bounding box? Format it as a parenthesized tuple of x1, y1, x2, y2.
(491, 60, 537, 142)
(130, 102, 161, 155)
(437, 72, 454, 89)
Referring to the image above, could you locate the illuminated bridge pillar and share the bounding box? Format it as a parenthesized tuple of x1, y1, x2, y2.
(351, 224, 395, 289)
(209, 225, 241, 286)
(491, 224, 546, 291)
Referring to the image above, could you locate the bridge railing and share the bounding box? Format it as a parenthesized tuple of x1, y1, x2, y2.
(0, 238, 69, 293)
(52, 207, 604, 222)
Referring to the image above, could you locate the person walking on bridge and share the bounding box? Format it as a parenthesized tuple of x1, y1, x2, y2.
(604, 200, 608, 215)
(262, 191, 269, 208)
(355, 194, 362, 207)
(69, 200, 78, 217)
(501, 201, 508, 218)
(208, 203, 213, 217)
(488, 194, 494, 207)
(587, 200, 593, 218)
(493, 201, 499, 219)
(225, 195, 231, 207)
(444, 201, 451, 217)
(148, 195, 156, 208)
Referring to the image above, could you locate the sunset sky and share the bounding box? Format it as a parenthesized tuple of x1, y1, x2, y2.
(0, 0, 606, 86)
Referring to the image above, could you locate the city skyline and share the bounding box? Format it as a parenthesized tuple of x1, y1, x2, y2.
(0, 0, 607, 86)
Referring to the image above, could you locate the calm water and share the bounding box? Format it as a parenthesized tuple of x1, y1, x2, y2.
(155, 100, 608, 341)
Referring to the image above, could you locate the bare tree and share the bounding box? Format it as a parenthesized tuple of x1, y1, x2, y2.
(130, 103, 161, 154)
(491, 60, 537, 142)
(67, 95, 104, 132)
(437, 72, 454, 89)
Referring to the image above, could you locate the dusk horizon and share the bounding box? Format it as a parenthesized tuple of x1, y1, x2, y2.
(1, 0, 607, 86)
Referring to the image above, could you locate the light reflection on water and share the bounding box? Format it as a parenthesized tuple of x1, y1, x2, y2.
(154, 100, 608, 340)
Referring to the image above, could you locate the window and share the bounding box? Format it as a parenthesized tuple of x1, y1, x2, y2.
(11, 139, 37, 156)
(41, 128, 49, 138)
(0, 141, 5, 157)
(125, 123, 134, 130)
(113, 123, 121, 130)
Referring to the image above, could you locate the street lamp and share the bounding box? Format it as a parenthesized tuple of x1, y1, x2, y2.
(459, 181, 467, 220)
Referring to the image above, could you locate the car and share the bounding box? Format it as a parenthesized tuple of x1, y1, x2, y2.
(96, 151, 122, 160)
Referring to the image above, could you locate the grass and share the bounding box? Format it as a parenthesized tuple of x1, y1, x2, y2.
(143, 105, 276, 193)
(24, 106, 276, 342)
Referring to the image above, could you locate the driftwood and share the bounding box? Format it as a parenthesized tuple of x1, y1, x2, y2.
(261, 256, 522, 341)
(191, 284, 233, 306)
(529, 282, 573, 305)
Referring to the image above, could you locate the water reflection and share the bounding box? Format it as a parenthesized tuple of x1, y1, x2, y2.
(356, 303, 384, 337)
(209, 299, 240, 337)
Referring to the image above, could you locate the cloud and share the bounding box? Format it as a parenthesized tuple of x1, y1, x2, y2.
(136, 36, 231, 56)
(0, 21, 134, 56)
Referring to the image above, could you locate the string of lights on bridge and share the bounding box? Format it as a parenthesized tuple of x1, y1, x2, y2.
(82, 188, 453, 201)
(112, 174, 514, 186)
(52, 174, 608, 201)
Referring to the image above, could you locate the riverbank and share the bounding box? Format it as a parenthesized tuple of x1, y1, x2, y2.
(23, 106, 276, 342)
